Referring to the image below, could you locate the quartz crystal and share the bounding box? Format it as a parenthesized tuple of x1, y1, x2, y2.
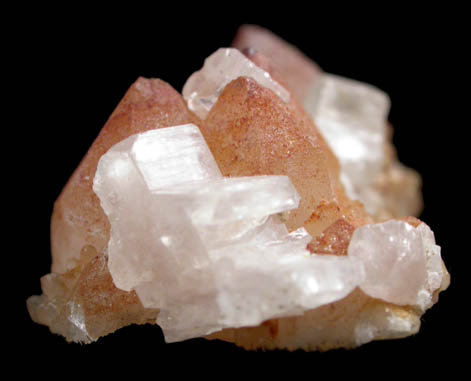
(183, 48, 290, 119)
(93, 124, 364, 342)
(27, 26, 449, 351)
(49, 78, 201, 274)
(233, 25, 422, 219)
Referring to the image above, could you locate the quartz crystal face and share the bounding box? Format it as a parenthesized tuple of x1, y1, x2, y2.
(232, 25, 422, 219)
(26, 25, 449, 351)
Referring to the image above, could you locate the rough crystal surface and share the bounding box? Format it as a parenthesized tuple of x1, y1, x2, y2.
(183, 48, 290, 119)
(348, 220, 443, 309)
(93, 124, 364, 342)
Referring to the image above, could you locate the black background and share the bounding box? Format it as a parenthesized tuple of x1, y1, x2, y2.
(12, 6, 465, 376)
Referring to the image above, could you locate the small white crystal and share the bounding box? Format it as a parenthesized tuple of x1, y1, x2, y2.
(94, 124, 364, 342)
(348, 220, 443, 308)
(183, 48, 290, 119)
(304, 74, 390, 213)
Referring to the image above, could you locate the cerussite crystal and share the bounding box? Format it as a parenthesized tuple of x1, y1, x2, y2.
(183, 48, 290, 119)
(93, 124, 364, 342)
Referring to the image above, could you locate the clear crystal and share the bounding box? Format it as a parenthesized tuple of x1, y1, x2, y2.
(306, 74, 390, 207)
(183, 48, 290, 119)
(348, 220, 443, 308)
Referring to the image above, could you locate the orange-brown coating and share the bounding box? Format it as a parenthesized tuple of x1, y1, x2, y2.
(308, 218, 356, 256)
(28, 245, 157, 342)
(73, 248, 158, 340)
(200, 76, 366, 237)
(50, 78, 200, 274)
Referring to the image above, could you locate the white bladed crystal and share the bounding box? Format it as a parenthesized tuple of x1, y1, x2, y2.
(129, 125, 222, 190)
(157, 176, 300, 225)
(93, 124, 365, 342)
(183, 48, 290, 119)
(304, 74, 390, 213)
(348, 220, 443, 308)
(93, 126, 214, 292)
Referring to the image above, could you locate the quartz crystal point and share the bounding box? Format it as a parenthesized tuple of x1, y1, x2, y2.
(27, 30, 449, 350)
(93, 124, 365, 342)
(183, 48, 290, 119)
(233, 25, 422, 219)
(50, 78, 201, 274)
(194, 75, 368, 240)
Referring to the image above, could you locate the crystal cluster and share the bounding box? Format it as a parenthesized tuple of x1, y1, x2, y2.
(27, 25, 449, 351)
(233, 25, 422, 219)
(183, 47, 392, 213)
(92, 124, 443, 342)
(93, 124, 364, 342)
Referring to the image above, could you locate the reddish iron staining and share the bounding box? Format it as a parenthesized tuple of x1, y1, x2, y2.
(262, 319, 279, 339)
(399, 216, 422, 228)
(306, 201, 342, 224)
(308, 219, 355, 256)
(50, 78, 201, 274)
(202, 77, 348, 237)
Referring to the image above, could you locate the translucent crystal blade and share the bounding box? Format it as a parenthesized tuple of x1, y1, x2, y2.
(183, 48, 290, 119)
(130, 124, 222, 190)
(157, 176, 300, 225)
(307, 74, 390, 195)
(213, 253, 364, 330)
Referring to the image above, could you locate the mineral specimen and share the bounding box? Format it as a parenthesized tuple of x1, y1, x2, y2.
(27, 25, 449, 350)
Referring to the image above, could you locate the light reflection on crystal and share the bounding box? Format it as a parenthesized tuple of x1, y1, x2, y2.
(183, 48, 290, 119)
